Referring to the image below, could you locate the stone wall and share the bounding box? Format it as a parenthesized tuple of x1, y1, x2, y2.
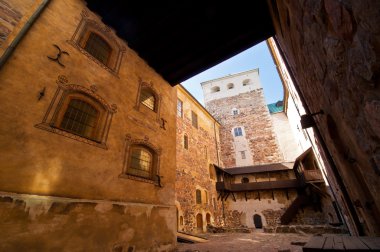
(175, 86, 223, 233)
(270, 0, 380, 235)
(0, 0, 177, 250)
(206, 88, 283, 167)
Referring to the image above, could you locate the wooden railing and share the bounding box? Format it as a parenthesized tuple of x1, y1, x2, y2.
(216, 179, 300, 192)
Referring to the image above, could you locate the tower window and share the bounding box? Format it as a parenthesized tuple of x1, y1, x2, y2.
(211, 86, 220, 93)
(234, 127, 243, 137)
(240, 151, 246, 159)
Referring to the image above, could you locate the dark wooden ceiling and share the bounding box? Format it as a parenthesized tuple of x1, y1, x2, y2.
(86, 1, 275, 85)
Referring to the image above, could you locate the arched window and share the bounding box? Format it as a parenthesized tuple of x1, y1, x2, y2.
(234, 127, 243, 137)
(84, 32, 112, 65)
(227, 83, 234, 89)
(127, 145, 154, 179)
(184, 135, 189, 149)
(60, 99, 99, 139)
(196, 189, 202, 204)
(243, 79, 251, 86)
(241, 177, 249, 183)
(211, 86, 220, 93)
(140, 88, 156, 111)
(180, 216, 184, 226)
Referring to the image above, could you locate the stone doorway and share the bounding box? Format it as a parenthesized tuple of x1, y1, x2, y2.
(253, 214, 263, 228)
(196, 213, 203, 232)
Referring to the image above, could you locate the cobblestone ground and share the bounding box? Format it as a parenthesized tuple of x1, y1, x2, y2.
(176, 231, 312, 252)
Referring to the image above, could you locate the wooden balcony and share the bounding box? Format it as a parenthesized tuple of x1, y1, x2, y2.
(216, 179, 301, 192)
(303, 170, 324, 182)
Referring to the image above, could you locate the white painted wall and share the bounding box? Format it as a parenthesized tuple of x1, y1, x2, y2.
(227, 198, 287, 228)
(271, 112, 302, 161)
(231, 127, 253, 166)
(201, 69, 262, 103)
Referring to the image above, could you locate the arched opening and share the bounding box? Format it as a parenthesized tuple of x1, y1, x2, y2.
(84, 32, 112, 65)
(253, 214, 263, 228)
(242, 79, 251, 86)
(206, 213, 211, 224)
(180, 216, 184, 226)
(196, 213, 203, 232)
(211, 86, 220, 93)
(227, 83, 234, 89)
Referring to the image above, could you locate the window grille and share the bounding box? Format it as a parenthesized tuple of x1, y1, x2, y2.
(84, 33, 112, 65)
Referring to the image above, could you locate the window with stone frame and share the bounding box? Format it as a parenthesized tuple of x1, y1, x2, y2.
(60, 99, 99, 139)
(177, 99, 183, 118)
(35, 75, 117, 149)
(135, 80, 162, 123)
(68, 9, 125, 74)
(140, 88, 156, 111)
(196, 189, 202, 204)
(234, 127, 243, 137)
(127, 145, 154, 179)
(232, 109, 239, 115)
(184, 135, 189, 149)
(191, 111, 198, 128)
(120, 135, 162, 185)
(84, 32, 112, 65)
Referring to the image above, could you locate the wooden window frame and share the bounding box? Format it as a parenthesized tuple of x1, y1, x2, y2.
(119, 134, 162, 185)
(35, 75, 117, 149)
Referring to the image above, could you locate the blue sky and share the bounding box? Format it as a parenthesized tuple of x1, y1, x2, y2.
(181, 40, 284, 106)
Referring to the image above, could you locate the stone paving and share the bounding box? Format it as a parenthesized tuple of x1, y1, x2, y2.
(176, 231, 312, 252)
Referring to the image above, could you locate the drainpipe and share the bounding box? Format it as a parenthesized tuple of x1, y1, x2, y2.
(0, 0, 51, 69)
(272, 37, 363, 235)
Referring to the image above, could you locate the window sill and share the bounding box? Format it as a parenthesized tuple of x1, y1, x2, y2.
(35, 123, 107, 149)
(118, 173, 159, 186)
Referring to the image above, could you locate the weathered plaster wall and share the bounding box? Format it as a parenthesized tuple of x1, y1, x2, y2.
(175, 86, 223, 233)
(270, 112, 302, 161)
(270, 0, 380, 235)
(0, 0, 177, 249)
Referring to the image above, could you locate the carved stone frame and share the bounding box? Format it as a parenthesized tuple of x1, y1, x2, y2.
(134, 78, 162, 123)
(119, 134, 162, 185)
(35, 75, 117, 149)
(67, 8, 126, 76)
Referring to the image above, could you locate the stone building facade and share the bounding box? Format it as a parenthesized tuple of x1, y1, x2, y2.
(267, 0, 380, 235)
(175, 85, 223, 234)
(0, 0, 177, 250)
(202, 69, 283, 168)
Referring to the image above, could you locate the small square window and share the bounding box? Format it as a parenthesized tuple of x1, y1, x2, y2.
(234, 127, 243, 137)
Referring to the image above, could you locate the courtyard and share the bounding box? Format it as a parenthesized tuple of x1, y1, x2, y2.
(176, 231, 312, 252)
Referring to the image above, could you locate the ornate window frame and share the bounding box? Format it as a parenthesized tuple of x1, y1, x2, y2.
(134, 78, 162, 122)
(120, 134, 162, 185)
(35, 75, 117, 149)
(68, 8, 126, 75)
